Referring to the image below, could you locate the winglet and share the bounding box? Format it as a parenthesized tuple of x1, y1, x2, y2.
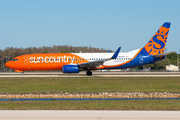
(111, 47, 121, 59)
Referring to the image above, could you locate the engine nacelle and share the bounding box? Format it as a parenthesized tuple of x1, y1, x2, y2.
(62, 65, 79, 73)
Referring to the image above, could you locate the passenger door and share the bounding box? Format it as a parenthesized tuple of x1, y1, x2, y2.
(24, 56, 29, 65)
(139, 54, 143, 64)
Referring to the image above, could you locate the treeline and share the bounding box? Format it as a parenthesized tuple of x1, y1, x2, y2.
(1, 45, 111, 71)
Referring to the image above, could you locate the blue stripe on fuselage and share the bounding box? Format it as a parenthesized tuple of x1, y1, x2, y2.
(105, 55, 165, 69)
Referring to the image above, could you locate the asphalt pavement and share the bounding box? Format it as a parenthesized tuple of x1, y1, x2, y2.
(0, 110, 179, 120)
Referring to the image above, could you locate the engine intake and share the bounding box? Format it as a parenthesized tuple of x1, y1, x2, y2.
(62, 65, 79, 73)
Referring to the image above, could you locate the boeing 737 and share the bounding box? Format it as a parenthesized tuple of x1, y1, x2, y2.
(5, 22, 174, 76)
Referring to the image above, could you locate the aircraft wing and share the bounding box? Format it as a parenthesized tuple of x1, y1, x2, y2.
(78, 47, 121, 68)
(153, 51, 175, 57)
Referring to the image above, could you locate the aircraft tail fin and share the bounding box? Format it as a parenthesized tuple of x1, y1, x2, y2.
(143, 22, 171, 55)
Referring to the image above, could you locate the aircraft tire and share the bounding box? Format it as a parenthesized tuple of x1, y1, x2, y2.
(86, 70, 92, 76)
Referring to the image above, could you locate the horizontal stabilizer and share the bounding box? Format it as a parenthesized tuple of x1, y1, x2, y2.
(153, 51, 175, 57)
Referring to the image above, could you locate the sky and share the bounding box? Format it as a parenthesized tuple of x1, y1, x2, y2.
(0, 0, 180, 53)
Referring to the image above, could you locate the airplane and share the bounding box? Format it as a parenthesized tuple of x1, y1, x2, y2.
(5, 22, 174, 76)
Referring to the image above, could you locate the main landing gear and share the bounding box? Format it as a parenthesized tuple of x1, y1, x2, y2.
(86, 70, 92, 76)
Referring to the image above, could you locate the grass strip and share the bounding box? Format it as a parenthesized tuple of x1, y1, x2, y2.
(0, 100, 179, 110)
(0, 77, 180, 94)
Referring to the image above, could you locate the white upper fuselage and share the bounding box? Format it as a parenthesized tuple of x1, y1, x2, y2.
(73, 48, 139, 66)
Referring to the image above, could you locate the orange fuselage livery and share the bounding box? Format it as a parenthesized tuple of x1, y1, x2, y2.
(7, 53, 89, 71)
(5, 22, 174, 76)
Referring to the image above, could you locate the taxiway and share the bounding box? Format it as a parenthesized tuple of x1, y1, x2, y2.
(0, 110, 179, 120)
(0, 74, 180, 77)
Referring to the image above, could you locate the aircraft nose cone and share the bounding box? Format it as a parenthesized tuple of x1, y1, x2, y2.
(5, 61, 11, 68)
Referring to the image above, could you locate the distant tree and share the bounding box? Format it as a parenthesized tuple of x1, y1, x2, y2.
(43, 51, 49, 53)
(144, 64, 154, 69)
(167, 53, 177, 63)
(173, 60, 178, 66)
(154, 58, 171, 69)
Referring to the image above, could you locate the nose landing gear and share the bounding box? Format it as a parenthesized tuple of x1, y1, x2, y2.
(21, 72, 24, 76)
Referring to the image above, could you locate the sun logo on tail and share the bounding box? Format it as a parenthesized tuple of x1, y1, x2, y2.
(144, 26, 170, 55)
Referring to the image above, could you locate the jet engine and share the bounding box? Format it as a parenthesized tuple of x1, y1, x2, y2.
(62, 64, 79, 73)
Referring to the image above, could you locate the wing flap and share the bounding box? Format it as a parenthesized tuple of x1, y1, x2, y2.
(79, 60, 104, 68)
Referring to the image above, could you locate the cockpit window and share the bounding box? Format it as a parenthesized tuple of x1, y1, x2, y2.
(11, 59, 18, 61)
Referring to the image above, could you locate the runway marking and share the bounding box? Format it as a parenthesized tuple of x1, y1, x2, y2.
(0, 117, 180, 119)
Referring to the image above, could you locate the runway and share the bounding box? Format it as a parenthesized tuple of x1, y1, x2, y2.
(1, 71, 180, 75)
(1, 74, 180, 77)
(0, 71, 180, 77)
(0, 110, 179, 120)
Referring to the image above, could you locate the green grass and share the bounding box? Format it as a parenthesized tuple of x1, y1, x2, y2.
(0, 77, 180, 94)
(0, 77, 180, 110)
(0, 100, 180, 110)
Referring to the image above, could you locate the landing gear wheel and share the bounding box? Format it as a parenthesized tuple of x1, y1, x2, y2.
(86, 70, 92, 76)
(21, 72, 24, 76)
